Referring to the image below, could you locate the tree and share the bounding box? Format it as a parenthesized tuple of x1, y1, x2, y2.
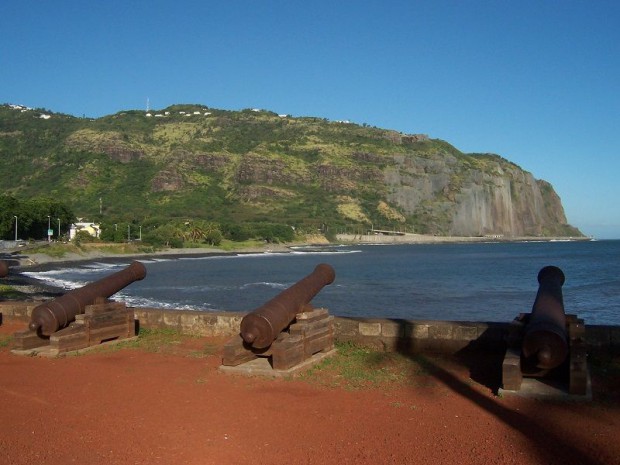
(221, 223, 253, 241)
(0, 195, 20, 239)
(182, 220, 223, 245)
(0, 195, 75, 240)
(204, 226, 222, 246)
(255, 223, 295, 243)
(142, 224, 183, 248)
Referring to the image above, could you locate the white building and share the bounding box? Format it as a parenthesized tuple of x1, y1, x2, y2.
(69, 222, 101, 240)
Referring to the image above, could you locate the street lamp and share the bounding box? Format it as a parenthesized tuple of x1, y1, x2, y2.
(47, 215, 51, 242)
(14, 216, 17, 242)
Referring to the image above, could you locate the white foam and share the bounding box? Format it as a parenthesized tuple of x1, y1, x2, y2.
(289, 249, 361, 255)
(22, 272, 88, 290)
(241, 281, 288, 290)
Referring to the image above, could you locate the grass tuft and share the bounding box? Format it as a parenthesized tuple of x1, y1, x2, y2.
(0, 334, 13, 348)
(84, 327, 200, 355)
(300, 341, 421, 389)
(0, 284, 29, 299)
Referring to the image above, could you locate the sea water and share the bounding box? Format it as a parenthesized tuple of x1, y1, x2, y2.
(24, 240, 620, 325)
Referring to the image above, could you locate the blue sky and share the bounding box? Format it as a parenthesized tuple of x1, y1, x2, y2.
(2, 1, 619, 238)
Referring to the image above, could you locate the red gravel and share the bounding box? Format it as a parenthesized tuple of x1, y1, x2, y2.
(1, 320, 619, 465)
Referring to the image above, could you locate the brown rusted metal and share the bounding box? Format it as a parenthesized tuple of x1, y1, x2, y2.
(28, 261, 146, 336)
(522, 265, 568, 370)
(240, 263, 335, 349)
(0, 260, 8, 278)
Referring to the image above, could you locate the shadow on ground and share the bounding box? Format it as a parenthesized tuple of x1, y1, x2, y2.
(391, 320, 613, 465)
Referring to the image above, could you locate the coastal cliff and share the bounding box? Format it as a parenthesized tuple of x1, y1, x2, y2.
(0, 103, 581, 237)
(384, 148, 574, 236)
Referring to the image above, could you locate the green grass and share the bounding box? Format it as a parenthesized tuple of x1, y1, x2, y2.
(0, 334, 13, 348)
(26, 242, 160, 258)
(89, 327, 216, 358)
(216, 239, 267, 251)
(106, 327, 187, 353)
(0, 284, 28, 299)
(91, 243, 150, 255)
(26, 243, 76, 258)
(299, 341, 426, 389)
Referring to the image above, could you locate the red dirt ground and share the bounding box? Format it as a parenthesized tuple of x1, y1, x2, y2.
(1, 320, 619, 465)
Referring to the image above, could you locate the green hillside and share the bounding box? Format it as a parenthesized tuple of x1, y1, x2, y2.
(0, 103, 581, 242)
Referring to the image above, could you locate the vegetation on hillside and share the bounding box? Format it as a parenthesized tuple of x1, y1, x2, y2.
(0, 103, 580, 239)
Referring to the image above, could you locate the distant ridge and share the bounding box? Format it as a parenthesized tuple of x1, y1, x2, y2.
(0, 103, 582, 238)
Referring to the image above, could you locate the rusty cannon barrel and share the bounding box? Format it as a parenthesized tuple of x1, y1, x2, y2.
(0, 260, 8, 278)
(240, 263, 335, 349)
(522, 265, 568, 370)
(29, 261, 147, 336)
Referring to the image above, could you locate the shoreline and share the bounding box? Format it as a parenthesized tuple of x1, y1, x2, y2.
(4, 243, 293, 271)
(0, 243, 292, 300)
(0, 234, 594, 302)
(2, 233, 593, 270)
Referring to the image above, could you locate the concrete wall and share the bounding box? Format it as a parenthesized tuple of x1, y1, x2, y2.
(2, 302, 619, 354)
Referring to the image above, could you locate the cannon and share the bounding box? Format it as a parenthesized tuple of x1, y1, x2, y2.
(239, 263, 335, 349)
(521, 265, 568, 370)
(502, 265, 588, 395)
(0, 260, 8, 278)
(28, 261, 146, 337)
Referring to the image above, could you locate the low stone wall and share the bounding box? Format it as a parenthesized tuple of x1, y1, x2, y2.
(133, 307, 246, 337)
(2, 302, 619, 354)
(0, 302, 39, 322)
(333, 317, 509, 353)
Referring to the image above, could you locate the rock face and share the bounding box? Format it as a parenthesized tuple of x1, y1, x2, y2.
(384, 151, 575, 236)
(447, 171, 567, 236)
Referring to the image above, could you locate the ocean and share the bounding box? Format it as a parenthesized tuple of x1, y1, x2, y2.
(24, 240, 620, 326)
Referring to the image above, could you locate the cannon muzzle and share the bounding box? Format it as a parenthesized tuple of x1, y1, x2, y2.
(522, 265, 568, 370)
(240, 263, 335, 349)
(29, 261, 146, 336)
